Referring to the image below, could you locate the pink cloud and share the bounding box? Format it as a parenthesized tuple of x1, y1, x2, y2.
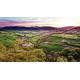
(0, 21, 53, 27)
(0, 22, 30, 27)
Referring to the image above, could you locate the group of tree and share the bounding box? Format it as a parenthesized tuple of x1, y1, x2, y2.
(46, 47, 80, 62)
(0, 40, 80, 62)
(0, 42, 46, 62)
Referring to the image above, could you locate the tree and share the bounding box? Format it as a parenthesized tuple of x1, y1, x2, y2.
(56, 56, 68, 62)
(56, 57, 64, 62)
(46, 55, 53, 62)
(0, 43, 6, 53)
(31, 49, 46, 61)
(50, 51, 59, 62)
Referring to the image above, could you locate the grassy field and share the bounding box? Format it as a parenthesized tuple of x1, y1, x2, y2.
(51, 33, 78, 39)
(38, 33, 80, 52)
(38, 36, 63, 52)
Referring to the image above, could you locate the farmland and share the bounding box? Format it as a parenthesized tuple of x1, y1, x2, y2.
(37, 33, 80, 52)
(0, 30, 80, 62)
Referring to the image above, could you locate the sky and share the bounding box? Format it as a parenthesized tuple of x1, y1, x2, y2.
(0, 17, 80, 27)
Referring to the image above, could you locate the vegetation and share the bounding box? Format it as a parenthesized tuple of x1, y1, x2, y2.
(0, 31, 80, 62)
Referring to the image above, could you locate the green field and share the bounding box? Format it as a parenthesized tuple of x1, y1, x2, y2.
(38, 37, 63, 52)
(38, 33, 80, 52)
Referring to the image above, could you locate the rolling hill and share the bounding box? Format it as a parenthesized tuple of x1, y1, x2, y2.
(0, 26, 57, 31)
(64, 26, 80, 34)
(0, 26, 80, 34)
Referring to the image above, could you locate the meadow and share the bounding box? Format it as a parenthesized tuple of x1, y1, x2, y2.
(38, 33, 80, 52)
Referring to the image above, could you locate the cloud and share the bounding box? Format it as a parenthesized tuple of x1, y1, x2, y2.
(0, 17, 80, 27)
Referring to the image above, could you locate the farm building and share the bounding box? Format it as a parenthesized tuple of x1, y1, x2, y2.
(59, 39, 70, 45)
(22, 42, 34, 47)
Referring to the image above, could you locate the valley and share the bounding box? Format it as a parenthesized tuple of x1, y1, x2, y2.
(0, 29, 80, 62)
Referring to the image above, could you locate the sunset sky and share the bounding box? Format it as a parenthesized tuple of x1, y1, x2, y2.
(0, 17, 80, 27)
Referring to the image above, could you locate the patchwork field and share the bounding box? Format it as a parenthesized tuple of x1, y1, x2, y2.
(0, 30, 80, 62)
(38, 33, 80, 52)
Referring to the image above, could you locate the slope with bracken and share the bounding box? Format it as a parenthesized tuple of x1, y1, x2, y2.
(64, 26, 80, 34)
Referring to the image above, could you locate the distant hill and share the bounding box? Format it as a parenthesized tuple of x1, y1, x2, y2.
(63, 26, 80, 34)
(0, 26, 57, 31)
(58, 26, 75, 31)
(0, 26, 80, 34)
